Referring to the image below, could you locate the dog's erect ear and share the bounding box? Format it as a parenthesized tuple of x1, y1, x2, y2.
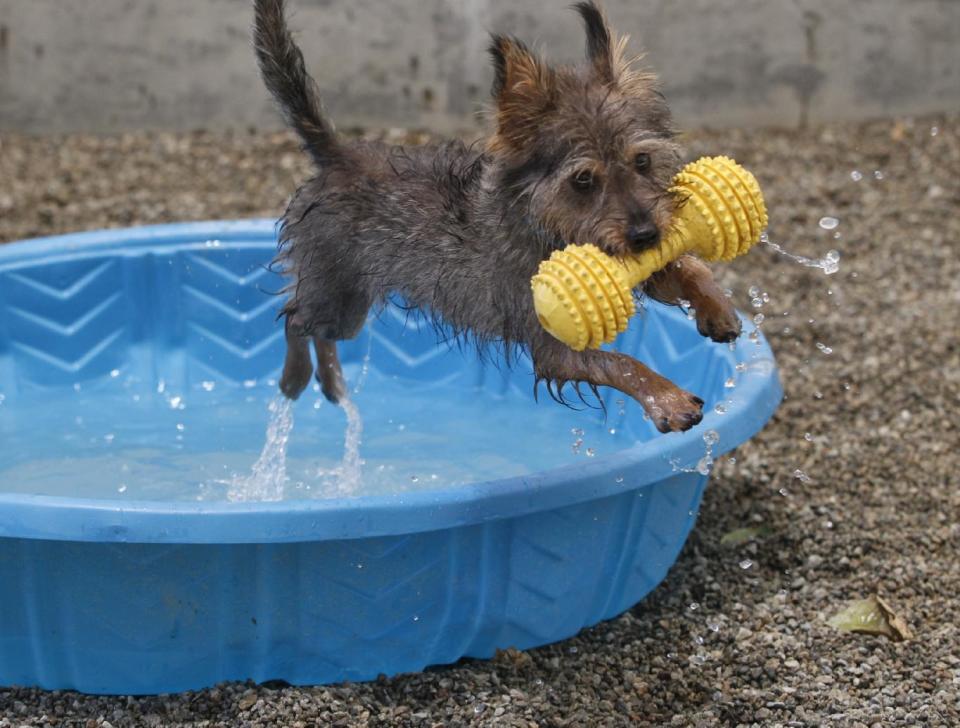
(488, 35, 557, 151)
(574, 1, 614, 84)
(573, 1, 658, 95)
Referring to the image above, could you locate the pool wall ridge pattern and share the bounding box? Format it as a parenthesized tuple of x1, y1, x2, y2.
(0, 245, 288, 395)
(0, 475, 705, 692)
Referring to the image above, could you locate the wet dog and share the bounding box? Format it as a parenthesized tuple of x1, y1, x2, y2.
(253, 0, 741, 432)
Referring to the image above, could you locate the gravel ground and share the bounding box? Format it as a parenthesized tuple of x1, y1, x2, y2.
(1, 113, 958, 727)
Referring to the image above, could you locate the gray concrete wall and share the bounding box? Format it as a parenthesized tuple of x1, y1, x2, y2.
(0, 0, 957, 134)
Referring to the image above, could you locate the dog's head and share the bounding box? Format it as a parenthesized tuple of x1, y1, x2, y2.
(488, 1, 681, 258)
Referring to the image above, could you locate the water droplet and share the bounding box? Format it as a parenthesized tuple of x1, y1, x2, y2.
(568, 645, 579, 654)
(702, 429, 720, 447)
(473, 703, 486, 715)
(748, 285, 760, 298)
(176, 423, 185, 432)
(815, 342, 833, 355)
(201, 380, 216, 392)
(822, 249, 841, 275)
(735, 362, 746, 373)
(873, 170, 884, 180)
(707, 621, 721, 633)
(571, 427, 584, 437)
(117, 484, 127, 494)
(103, 433, 115, 443)
(608, 427, 617, 435)
(243, 379, 257, 389)
(753, 313, 765, 326)
(778, 487, 790, 497)
(169, 395, 183, 409)
(694, 634, 705, 645)
(157, 379, 166, 394)
(850, 170, 863, 181)
(823, 520, 834, 529)
(689, 602, 700, 611)
(804, 432, 813, 442)
(615, 475, 624, 484)
(751, 296, 763, 308)
(410, 475, 419, 483)
(585, 447, 596, 457)
(110, 369, 121, 378)
(695, 455, 713, 475)
(739, 559, 754, 570)
(728, 457, 736, 465)
(818, 216, 839, 230)
(714, 402, 727, 415)
(724, 377, 736, 389)
(412, 615, 419, 622)
(930, 126, 939, 137)
(793, 469, 812, 483)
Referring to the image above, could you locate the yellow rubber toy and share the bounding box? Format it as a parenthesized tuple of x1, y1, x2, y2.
(531, 156, 768, 351)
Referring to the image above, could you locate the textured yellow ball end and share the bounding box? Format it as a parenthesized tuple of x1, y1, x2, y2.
(530, 271, 590, 351)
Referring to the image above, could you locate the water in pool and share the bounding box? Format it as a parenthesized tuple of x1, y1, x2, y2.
(0, 363, 646, 502)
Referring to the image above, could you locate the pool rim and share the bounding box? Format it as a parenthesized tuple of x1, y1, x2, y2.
(0, 220, 782, 544)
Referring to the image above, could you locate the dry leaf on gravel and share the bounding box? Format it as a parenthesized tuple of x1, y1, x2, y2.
(827, 595, 913, 642)
(720, 525, 770, 546)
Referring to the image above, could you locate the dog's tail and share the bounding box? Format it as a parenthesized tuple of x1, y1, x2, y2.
(253, 0, 341, 165)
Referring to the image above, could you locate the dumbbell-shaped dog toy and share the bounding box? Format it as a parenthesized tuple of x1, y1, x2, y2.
(531, 156, 768, 351)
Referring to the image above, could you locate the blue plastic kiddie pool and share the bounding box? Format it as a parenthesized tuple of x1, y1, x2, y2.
(0, 221, 781, 694)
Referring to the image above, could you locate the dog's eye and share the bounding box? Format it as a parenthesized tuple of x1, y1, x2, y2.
(634, 153, 652, 173)
(571, 170, 594, 192)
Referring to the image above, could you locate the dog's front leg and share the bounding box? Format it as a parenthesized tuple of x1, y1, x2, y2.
(532, 339, 704, 433)
(644, 255, 741, 343)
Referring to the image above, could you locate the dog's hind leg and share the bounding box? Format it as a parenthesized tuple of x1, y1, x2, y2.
(311, 288, 372, 403)
(313, 337, 346, 403)
(280, 315, 314, 400)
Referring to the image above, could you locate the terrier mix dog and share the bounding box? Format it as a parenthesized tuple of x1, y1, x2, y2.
(253, 0, 741, 432)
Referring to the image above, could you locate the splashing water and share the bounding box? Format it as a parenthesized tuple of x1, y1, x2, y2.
(315, 395, 364, 497)
(225, 395, 294, 502)
(671, 428, 721, 475)
(762, 232, 840, 275)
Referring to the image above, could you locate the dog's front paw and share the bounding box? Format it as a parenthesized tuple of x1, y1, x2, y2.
(645, 389, 704, 433)
(696, 304, 742, 344)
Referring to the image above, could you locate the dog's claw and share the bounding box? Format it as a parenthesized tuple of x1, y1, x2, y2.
(317, 368, 346, 404)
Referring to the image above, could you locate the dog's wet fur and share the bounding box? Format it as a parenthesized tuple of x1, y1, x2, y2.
(253, 0, 741, 432)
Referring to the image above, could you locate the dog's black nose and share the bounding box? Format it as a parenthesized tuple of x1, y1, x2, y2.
(626, 223, 660, 252)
